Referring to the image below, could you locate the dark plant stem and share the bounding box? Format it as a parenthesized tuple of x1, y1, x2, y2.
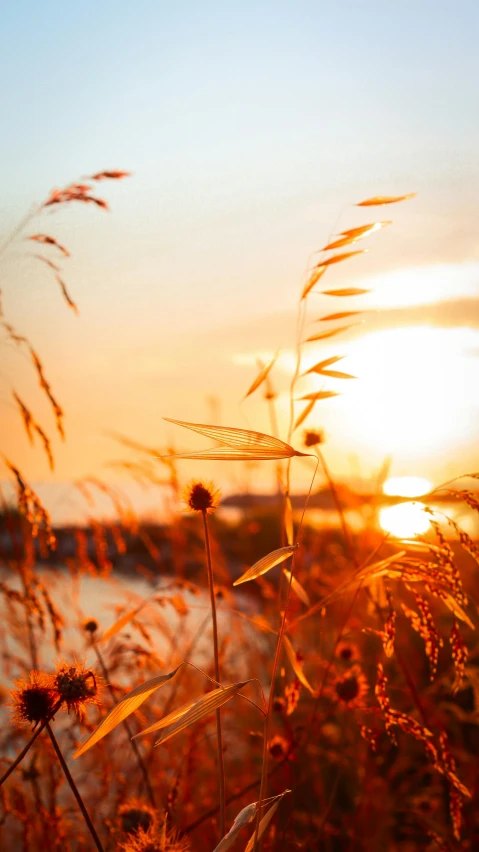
(46, 723, 104, 852)
(201, 510, 226, 839)
(0, 701, 62, 788)
(91, 641, 156, 807)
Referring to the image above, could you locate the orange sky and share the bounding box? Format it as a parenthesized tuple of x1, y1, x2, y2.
(1, 3, 479, 522)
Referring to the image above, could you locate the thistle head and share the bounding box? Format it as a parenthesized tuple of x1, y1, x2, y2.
(10, 670, 58, 728)
(303, 429, 325, 448)
(119, 800, 155, 835)
(53, 659, 100, 718)
(183, 481, 220, 513)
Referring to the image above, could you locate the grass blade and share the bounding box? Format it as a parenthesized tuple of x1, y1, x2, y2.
(74, 666, 182, 758)
(163, 419, 306, 459)
(244, 792, 290, 851)
(283, 636, 315, 694)
(132, 682, 251, 744)
(321, 288, 370, 297)
(301, 266, 326, 299)
(244, 353, 278, 399)
(233, 546, 297, 586)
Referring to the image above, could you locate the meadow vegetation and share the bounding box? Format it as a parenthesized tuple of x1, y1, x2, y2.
(1, 176, 478, 851)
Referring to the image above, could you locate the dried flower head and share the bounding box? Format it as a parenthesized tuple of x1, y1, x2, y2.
(54, 659, 100, 718)
(83, 618, 99, 635)
(336, 641, 360, 663)
(119, 823, 190, 852)
(119, 800, 155, 835)
(10, 671, 58, 728)
(268, 735, 289, 761)
(303, 429, 325, 448)
(334, 665, 369, 708)
(183, 481, 220, 513)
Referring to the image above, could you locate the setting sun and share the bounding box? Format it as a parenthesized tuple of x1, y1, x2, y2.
(379, 501, 431, 538)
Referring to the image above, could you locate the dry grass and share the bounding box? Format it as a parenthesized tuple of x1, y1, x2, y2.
(1, 176, 478, 851)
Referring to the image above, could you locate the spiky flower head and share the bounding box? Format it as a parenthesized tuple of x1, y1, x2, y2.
(83, 617, 99, 635)
(10, 670, 58, 728)
(183, 481, 220, 513)
(303, 429, 325, 448)
(119, 823, 190, 852)
(333, 664, 369, 708)
(53, 659, 100, 718)
(119, 800, 155, 835)
(268, 734, 289, 761)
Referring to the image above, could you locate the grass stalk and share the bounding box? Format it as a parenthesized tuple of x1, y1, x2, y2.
(46, 722, 104, 852)
(201, 509, 226, 839)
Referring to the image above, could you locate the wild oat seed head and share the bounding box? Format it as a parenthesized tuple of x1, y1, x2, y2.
(184, 481, 220, 513)
(303, 429, 325, 448)
(10, 670, 58, 728)
(54, 659, 100, 717)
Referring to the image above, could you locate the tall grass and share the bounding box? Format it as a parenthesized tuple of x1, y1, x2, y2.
(1, 176, 478, 851)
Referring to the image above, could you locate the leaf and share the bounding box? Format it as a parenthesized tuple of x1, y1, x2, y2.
(301, 266, 326, 300)
(163, 419, 306, 460)
(215, 793, 290, 852)
(283, 636, 315, 695)
(283, 568, 310, 606)
(319, 250, 367, 267)
(293, 399, 315, 431)
(244, 352, 278, 399)
(244, 792, 290, 852)
(306, 324, 358, 342)
(74, 666, 182, 758)
(340, 221, 392, 239)
(213, 802, 258, 851)
(297, 391, 340, 402)
(100, 604, 146, 642)
(233, 546, 297, 586)
(302, 355, 344, 376)
(321, 288, 370, 297)
(133, 682, 251, 745)
(313, 369, 357, 380)
(319, 311, 363, 322)
(356, 194, 416, 206)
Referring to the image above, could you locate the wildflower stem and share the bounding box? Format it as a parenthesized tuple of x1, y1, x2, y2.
(92, 641, 156, 808)
(201, 509, 226, 839)
(46, 722, 104, 852)
(0, 701, 62, 789)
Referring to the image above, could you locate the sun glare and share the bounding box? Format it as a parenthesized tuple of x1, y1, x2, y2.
(383, 476, 432, 497)
(379, 502, 431, 538)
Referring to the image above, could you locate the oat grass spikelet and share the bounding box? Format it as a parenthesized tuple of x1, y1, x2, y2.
(10, 670, 57, 728)
(184, 480, 220, 513)
(54, 659, 100, 718)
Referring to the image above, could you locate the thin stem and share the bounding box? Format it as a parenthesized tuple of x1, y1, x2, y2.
(46, 723, 104, 852)
(92, 641, 156, 808)
(253, 459, 319, 851)
(202, 510, 226, 839)
(0, 701, 61, 788)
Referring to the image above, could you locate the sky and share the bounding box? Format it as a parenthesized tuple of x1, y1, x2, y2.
(1, 1, 479, 522)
